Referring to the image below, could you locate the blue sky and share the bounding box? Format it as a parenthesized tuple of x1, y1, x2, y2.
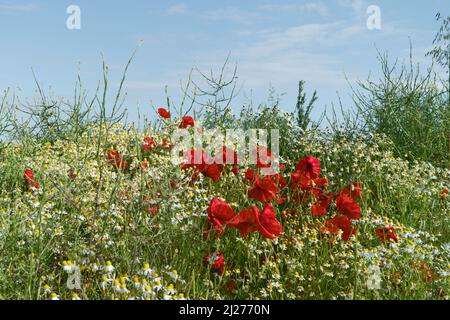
(0, 0, 448, 122)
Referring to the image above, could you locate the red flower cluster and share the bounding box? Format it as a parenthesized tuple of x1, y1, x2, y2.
(24, 168, 39, 189)
(204, 198, 283, 240)
(182, 149, 223, 182)
(375, 226, 398, 243)
(290, 156, 328, 204)
(179, 116, 195, 129)
(232, 204, 283, 239)
(182, 147, 239, 182)
(413, 259, 434, 283)
(107, 150, 130, 170)
(253, 146, 274, 171)
(243, 146, 287, 204)
(319, 186, 363, 241)
(247, 172, 287, 204)
(287, 156, 363, 242)
(143, 137, 157, 152)
(204, 252, 225, 275)
(143, 137, 172, 152)
(318, 187, 363, 241)
(323, 215, 356, 241)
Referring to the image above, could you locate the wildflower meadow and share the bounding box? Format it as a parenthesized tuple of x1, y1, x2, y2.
(0, 5, 449, 302)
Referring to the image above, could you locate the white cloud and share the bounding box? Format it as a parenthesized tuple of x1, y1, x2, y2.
(167, 3, 187, 15)
(128, 4, 411, 105)
(0, 3, 40, 13)
(338, 0, 367, 18)
(190, 21, 369, 90)
(234, 22, 366, 58)
(204, 3, 329, 25)
(204, 7, 261, 25)
(257, 2, 329, 17)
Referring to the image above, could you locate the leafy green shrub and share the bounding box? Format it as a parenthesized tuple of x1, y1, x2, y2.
(352, 52, 449, 168)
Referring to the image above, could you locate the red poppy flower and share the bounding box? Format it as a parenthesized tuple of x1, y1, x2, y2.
(295, 156, 321, 180)
(335, 194, 361, 220)
(24, 168, 39, 189)
(291, 173, 327, 192)
(157, 107, 171, 119)
(232, 204, 283, 239)
(258, 204, 283, 239)
(146, 205, 158, 215)
(291, 173, 328, 204)
(204, 253, 225, 275)
(204, 198, 237, 237)
(182, 149, 223, 181)
(290, 172, 308, 189)
(203, 164, 222, 182)
(275, 193, 286, 205)
(143, 137, 157, 152)
(182, 149, 205, 170)
(161, 138, 173, 149)
(232, 207, 260, 237)
(207, 198, 236, 224)
(107, 150, 130, 170)
(216, 146, 239, 166)
(311, 204, 327, 216)
(248, 174, 280, 203)
(323, 215, 355, 241)
(179, 116, 195, 128)
(271, 173, 287, 190)
(341, 182, 363, 200)
(311, 192, 334, 216)
(375, 226, 398, 243)
(245, 168, 256, 183)
(24, 168, 34, 184)
(252, 146, 274, 169)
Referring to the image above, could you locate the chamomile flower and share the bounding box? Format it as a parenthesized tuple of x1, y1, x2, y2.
(143, 285, 155, 298)
(142, 263, 153, 276)
(168, 270, 179, 281)
(101, 276, 112, 288)
(104, 260, 115, 273)
(50, 292, 59, 300)
(43, 284, 52, 294)
(72, 293, 81, 300)
(62, 260, 75, 273)
(152, 280, 162, 291)
(165, 283, 176, 295)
